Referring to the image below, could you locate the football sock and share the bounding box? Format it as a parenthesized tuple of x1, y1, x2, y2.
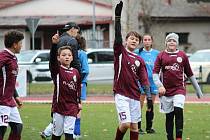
(115, 127, 125, 140)
(174, 107, 183, 139)
(74, 118, 81, 135)
(8, 133, 21, 140)
(130, 131, 138, 140)
(64, 133, 74, 140)
(44, 122, 53, 136)
(8, 122, 22, 140)
(166, 111, 175, 140)
(138, 121, 141, 130)
(146, 110, 154, 130)
(52, 135, 61, 140)
(0, 126, 7, 140)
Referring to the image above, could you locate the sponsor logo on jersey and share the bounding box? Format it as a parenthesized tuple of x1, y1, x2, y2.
(63, 81, 76, 91)
(165, 63, 180, 71)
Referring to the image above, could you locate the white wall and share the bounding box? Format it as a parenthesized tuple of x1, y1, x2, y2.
(0, 0, 112, 17)
(151, 21, 210, 53)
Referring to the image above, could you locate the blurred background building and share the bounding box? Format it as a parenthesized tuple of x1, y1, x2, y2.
(0, 0, 113, 50)
(0, 0, 210, 53)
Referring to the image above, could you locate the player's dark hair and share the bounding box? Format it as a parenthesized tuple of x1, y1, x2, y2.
(4, 30, 24, 48)
(75, 34, 86, 51)
(126, 31, 142, 43)
(143, 34, 153, 41)
(143, 34, 153, 46)
(57, 46, 73, 56)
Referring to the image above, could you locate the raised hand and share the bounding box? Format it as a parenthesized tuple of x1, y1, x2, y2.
(115, 1, 123, 17)
(52, 31, 60, 44)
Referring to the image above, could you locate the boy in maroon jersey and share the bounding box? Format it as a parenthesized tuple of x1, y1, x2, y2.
(0, 30, 24, 140)
(153, 33, 203, 140)
(50, 35, 81, 140)
(114, 1, 150, 140)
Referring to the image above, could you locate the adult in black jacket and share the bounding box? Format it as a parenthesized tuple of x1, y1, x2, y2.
(57, 22, 81, 73)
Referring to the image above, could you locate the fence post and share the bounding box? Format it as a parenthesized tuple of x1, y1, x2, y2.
(199, 65, 203, 93)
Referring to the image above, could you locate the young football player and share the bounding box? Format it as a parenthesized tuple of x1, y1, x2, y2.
(114, 1, 150, 140)
(0, 30, 24, 140)
(135, 34, 159, 134)
(153, 32, 203, 140)
(49, 42, 81, 140)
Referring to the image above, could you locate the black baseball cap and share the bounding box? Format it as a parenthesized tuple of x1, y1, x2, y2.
(63, 22, 80, 30)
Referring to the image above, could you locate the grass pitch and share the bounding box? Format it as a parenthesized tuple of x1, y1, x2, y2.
(4, 103, 210, 140)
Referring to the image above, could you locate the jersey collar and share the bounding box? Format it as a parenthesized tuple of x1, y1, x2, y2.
(4, 48, 15, 56)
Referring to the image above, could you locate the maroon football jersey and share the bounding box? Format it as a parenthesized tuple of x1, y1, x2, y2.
(0, 49, 18, 107)
(50, 48, 81, 117)
(113, 44, 150, 100)
(153, 50, 193, 96)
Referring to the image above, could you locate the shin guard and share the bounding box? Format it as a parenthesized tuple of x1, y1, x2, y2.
(115, 127, 125, 140)
(174, 107, 183, 139)
(130, 131, 138, 140)
(166, 111, 175, 140)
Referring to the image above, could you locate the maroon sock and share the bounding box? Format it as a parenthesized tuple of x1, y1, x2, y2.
(8, 133, 21, 140)
(176, 138, 182, 140)
(130, 131, 138, 140)
(115, 127, 125, 140)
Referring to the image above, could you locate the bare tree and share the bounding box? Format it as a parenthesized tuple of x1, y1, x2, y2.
(139, 0, 154, 34)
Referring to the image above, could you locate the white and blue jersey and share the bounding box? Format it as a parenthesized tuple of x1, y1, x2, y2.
(78, 50, 89, 100)
(135, 48, 159, 94)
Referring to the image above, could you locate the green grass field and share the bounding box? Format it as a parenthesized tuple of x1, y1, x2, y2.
(27, 83, 210, 96)
(4, 103, 210, 140)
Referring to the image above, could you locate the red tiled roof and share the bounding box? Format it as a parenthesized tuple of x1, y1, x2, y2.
(0, 0, 30, 9)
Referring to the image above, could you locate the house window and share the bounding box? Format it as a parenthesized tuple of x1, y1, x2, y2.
(166, 32, 189, 45)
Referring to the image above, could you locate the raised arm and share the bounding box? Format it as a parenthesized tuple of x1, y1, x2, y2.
(49, 34, 60, 78)
(114, 1, 123, 45)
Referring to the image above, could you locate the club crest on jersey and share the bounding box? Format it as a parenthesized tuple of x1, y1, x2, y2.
(73, 75, 77, 82)
(11, 70, 18, 76)
(177, 57, 182, 63)
(135, 60, 140, 67)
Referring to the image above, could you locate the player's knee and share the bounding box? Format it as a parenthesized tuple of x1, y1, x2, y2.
(147, 103, 153, 112)
(120, 122, 130, 130)
(174, 107, 183, 116)
(64, 133, 74, 140)
(9, 122, 23, 134)
(130, 123, 138, 132)
(0, 126, 7, 138)
(174, 107, 182, 112)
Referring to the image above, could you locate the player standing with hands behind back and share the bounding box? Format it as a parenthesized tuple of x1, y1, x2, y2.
(0, 30, 24, 140)
(114, 1, 150, 140)
(153, 33, 203, 140)
(50, 34, 81, 140)
(135, 34, 159, 134)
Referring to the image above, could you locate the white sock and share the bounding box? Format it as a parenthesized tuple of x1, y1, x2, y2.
(43, 122, 53, 136)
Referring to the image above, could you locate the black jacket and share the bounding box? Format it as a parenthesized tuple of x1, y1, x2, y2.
(57, 32, 81, 74)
